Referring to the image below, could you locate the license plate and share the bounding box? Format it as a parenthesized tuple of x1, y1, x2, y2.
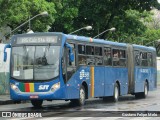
(30, 95, 39, 99)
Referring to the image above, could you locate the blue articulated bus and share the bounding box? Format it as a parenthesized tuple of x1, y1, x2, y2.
(4, 32, 157, 107)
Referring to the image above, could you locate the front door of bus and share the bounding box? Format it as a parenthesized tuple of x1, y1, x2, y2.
(65, 44, 78, 99)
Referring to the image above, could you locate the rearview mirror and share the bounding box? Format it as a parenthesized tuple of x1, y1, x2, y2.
(65, 43, 74, 62)
(69, 53, 74, 62)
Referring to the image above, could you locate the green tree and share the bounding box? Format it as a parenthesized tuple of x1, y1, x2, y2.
(48, 0, 81, 34)
(0, 0, 56, 34)
(72, 0, 158, 41)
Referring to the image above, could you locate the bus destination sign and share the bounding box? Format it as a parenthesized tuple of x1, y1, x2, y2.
(16, 36, 58, 44)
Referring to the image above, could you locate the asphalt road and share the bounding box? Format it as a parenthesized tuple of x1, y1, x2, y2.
(0, 86, 160, 119)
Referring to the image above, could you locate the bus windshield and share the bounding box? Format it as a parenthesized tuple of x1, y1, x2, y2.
(11, 45, 60, 80)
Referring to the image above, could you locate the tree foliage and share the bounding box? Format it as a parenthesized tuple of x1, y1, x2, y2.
(72, 0, 158, 41)
(0, 0, 160, 46)
(48, 0, 81, 33)
(0, 0, 56, 34)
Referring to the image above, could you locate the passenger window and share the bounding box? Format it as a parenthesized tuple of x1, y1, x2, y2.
(104, 47, 112, 66)
(134, 51, 140, 66)
(78, 45, 85, 54)
(119, 50, 126, 66)
(148, 53, 153, 67)
(140, 52, 148, 66)
(95, 47, 102, 56)
(86, 56, 95, 65)
(86, 46, 94, 55)
(113, 49, 120, 66)
(78, 55, 86, 65)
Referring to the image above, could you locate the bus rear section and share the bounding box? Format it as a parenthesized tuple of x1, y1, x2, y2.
(127, 44, 157, 98)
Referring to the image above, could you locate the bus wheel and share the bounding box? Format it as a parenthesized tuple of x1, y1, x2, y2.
(113, 83, 119, 102)
(77, 85, 86, 106)
(31, 100, 43, 108)
(142, 82, 148, 98)
(70, 85, 86, 106)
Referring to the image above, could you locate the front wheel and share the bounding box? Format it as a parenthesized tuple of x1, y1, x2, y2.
(31, 100, 43, 108)
(70, 85, 86, 106)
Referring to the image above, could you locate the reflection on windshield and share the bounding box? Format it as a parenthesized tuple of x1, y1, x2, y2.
(11, 46, 60, 80)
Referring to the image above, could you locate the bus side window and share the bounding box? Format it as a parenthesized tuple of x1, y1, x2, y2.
(86, 46, 94, 55)
(78, 44, 85, 54)
(148, 52, 153, 67)
(134, 51, 140, 66)
(104, 47, 112, 66)
(113, 49, 120, 66)
(141, 52, 148, 66)
(119, 50, 126, 66)
(86, 45, 95, 65)
(78, 44, 86, 65)
(95, 47, 102, 65)
(78, 55, 86, 65)
(95, 47, 102, 56)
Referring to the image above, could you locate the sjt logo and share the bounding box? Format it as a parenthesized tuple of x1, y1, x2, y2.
(39, 85, 49, 90)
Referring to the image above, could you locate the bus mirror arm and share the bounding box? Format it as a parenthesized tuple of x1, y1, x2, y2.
(3, 44, 11, 62)
(65, 43, 74, 62)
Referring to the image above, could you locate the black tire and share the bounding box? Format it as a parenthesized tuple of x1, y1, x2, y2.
(142, 82, 148, 98)
(70, 85, 86, 106)
(112, 83, 119, 102)
(135, 82, 148, 99)
(31, 100, 43, 108)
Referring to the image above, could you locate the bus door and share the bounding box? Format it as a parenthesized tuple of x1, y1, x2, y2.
(64, 43, 78, 99)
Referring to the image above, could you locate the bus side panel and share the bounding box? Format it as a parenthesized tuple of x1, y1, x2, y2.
(148, 68, 157, 91)
(119, 68, 128, 95)
(134, 67, 149, 92)
(94, 67, 105, 97)
(66, 66, 106, 99)
(104, 67, 128, 96)
(104, 67, 113, 96)
(66, 67, 90, 99)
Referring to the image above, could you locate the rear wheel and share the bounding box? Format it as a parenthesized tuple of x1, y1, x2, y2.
(135, 82, 148, 99)
(31, 100, 43, 108)
(112, 83, 119, 102)
(143, 82, 148, 98)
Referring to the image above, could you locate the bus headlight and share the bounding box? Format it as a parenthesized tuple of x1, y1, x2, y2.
(10, 84, 19, 92)
(51, 82, 60, 92)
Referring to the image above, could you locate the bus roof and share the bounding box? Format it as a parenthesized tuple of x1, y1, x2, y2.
(11, 32, 156, 51)
(65, 33, 156, 51)
(132, 44, 156, 52)
(65, 33, 127, 47)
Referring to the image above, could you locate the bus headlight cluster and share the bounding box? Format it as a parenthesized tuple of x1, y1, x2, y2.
(51, 82, 60, 92)
(10, 84, 19, 92)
